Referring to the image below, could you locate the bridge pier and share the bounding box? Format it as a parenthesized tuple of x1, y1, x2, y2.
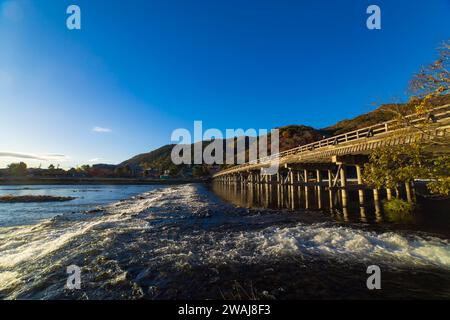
(339, 165, 348, 207)
(316, 169, 322, 208)
(289, 168, 295, 186)
(304, 183, 309, 209)
(327, 169, 333, 188)
(289, 184, 295, 210)
(316, 169, 322, 187)
(356, 164, 365, 206)
(386, 188, 393, 200)
(373, 188, 379, 202)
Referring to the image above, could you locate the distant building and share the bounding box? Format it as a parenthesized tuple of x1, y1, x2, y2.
(67, 168, 87, 178)
(160, 170, 171, 180)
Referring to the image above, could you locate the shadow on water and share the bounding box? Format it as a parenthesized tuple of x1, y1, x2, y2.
(211, 182, 450, 238)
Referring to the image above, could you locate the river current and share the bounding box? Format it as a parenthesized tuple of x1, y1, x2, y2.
(0, 184, 449, 299)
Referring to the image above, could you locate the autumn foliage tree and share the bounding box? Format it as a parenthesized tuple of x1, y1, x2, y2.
(363, 40, 450, 196)
(409, 40, 449, 115)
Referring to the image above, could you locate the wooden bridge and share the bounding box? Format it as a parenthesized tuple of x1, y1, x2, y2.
(213, 104, 450, 205)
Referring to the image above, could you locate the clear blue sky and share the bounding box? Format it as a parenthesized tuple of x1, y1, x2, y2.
(1, 0, 449, 168)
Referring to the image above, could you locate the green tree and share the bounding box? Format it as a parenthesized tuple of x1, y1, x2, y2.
(363, 143, 450, 196)
(8, 162, 27, 176)
(427, 155, 450, 195)
(80, 165, 90, 172)
(363, 144, 426, 194)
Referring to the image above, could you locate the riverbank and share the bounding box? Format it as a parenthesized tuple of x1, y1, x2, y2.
(0, 195, 76, 203)
(0, 177, 206, 185)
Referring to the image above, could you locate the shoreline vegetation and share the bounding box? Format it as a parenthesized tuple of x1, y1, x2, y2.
(0, 195, 76, 203)
(0, 177, 206, 185)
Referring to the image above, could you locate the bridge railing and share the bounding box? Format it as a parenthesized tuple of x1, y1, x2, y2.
(215, 104, 450, 176)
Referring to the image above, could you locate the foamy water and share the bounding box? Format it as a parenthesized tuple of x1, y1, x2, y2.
(0, 184, 449, 299)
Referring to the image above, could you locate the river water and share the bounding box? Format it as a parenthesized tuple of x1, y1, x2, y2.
(0, 183, 449, 299)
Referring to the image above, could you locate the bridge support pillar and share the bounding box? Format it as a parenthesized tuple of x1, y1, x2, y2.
(327, 169, 333, 188)
(328, 189, 334, 209)
(356, 164, 365, 205)
(304, 184, 309, 209)
(339, 165, 348, 207)
(289, 169, 294, 185)
(316, 169, 322, 203)
(327, 169, 333, 208)
(373, 188, 379, 202)
(386, 188, 392, 200)
(316, 169, 322, 186)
